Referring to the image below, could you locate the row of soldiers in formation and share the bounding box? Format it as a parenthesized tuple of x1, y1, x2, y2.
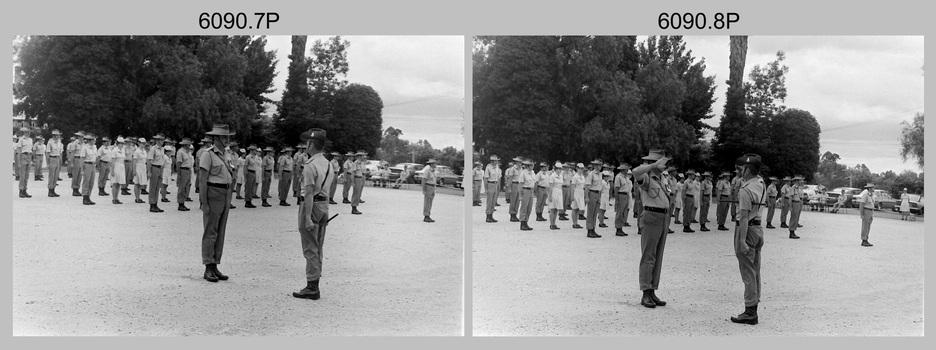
(12, 126, 407, 217)
(471, 155, 811, 239)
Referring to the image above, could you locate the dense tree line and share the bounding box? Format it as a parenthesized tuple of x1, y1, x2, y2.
(377, 127, 465, 174)
(473, 36, 716, 169)
(14, 36, 277, 145)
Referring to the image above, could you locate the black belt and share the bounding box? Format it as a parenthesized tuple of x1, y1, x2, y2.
(720, 195, 730, 198)
(562, 185, 569, 188)
(313, 195, 328, 202)
(264, 169, 272, 172)
(426, 183, 437, 187)
(702, 194, 711, 197)
(769, 196, 776, 199)
(248, 170, 256, 173)
(792, 200, 801, 203)
(355, 175, 363, 178)
(152, 164, 161, 168)
(512, 181, 521, 184)
(523, 187, 533, 190)
(180, 167, 190, 170)
(49, 155, 59, 157)
(748, 219, 761, 226)
(474, 180, 482, 182)
(685, 194, 694, 197)
(589, 189, 600, 193)
(643, 206, 667, 214)
(84, 161, 95, 164)
(618, 192, 630, 195)
(207, 182, 229, 189)
(101, 160, 109, 164)
(283, 170, 291, 173)
(538, 185, 548, 189)
(488, 181, 497, 183)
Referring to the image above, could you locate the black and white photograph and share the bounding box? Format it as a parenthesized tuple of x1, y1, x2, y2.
(471, 35, 924, 335)
(12, 35, 465, 336)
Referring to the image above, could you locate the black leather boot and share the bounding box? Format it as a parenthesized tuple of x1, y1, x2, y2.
(536, 213, 546, 222)
(615, 228, 627, 236)
(48, 189, 56, 197)
(83, 195, 95, 205)
(789, 231, 800, 239)
(351, 206, 362, 215)
(510, 214, 519, 222)
(292, 279, 321, 300)
(650, 290, 666, 306)
(641, 289, 656, 308)
(150, 204, 163, 213)
(486, 214, 497, 223)
(212, 264, 229, 280)
(262, 199, 271, 207)
(72, 188, 82, 196)
(730, 304, 758, 325)
(861, 240, 873, 247)
(586, 230, 601, 238)
(424, 216, 435, 223)
(203, 265, 219, 282)
(521, 221, 532, 231)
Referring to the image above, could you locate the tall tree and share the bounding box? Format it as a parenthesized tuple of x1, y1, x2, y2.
(899, 112, 924, 169)
(273, 35, 313, 147)
(745, 51, 789, 118)
(712, 35, 749, 170)
(331, 83, 383, 154)
(766, 108, 821, 181)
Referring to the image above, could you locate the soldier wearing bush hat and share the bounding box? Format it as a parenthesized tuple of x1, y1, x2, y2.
(516, 159, 535, 230)
(198, 124, 235, 283)
(422, 159, 438, 223)
(327, 151, 341, 204)
(857, 182, 876, 247)
(730, 153, 766, 325)
(614, 163, 633, 236)
(292, 128, 333, 300)
(16, 126, 34, 198)
(32, 134, 46, 182)
(292, 144, 310, 204)
(45, 130, 64, 197)
(340, 151, 356, 204)
(96, 136, 114, 197)
(484, 155, 501, 223)
(787, 174, 805, 239)
(632, 148, 672, 308)
(779, 176, 792, 229)
(146, 134, 167, 212)
(534, 162, 550, 222)
(716, 171, 733, 230)
(472, 161, 484, 207)
(175, 138, 195, 211)
(278, 147, 295, 207)
(349, 150, 367, 214)
(765, 176, 780, 229)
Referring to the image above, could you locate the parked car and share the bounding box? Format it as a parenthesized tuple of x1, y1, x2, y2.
(433, 165, 463, 188)
(906, 194, 924, 215)
(389, 163, 421, 183)
(363, 160, 385, 179)
(827, 187, 862, 208)
(872, 190, 897, 210)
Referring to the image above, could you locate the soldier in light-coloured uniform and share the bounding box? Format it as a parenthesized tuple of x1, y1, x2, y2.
(96, 137, 114, 197)
(857, 183, 876, 247)
(422, 159, 438, 223)
(132, 138, 149, 204)
(546, 162, 564, 230)
(484, 155, 501, 223)
(633, 149, 672, 309)
(698, 171, 713, 231)
(730, 153, 767, 325)
(787, 175, 804, 239)
(198, 124, 236, 283)
(45, 130, 64, 197)
(79, 134, 98, 205)
(764, 176, 779, 229)
(327, 152, 340, 204)
(614, 163, 633, 236)
(472, 161, 483, 206)
(517, 160, 535, 231)
(350, 151, 367, 215)
(176, 138, 195, 211)
(32, 135, 46, 182)
(533, 162, 550, 222)
(16, 127, 34, 198)
(292, 128, 334, 300)
(261, 146, 275, 207)
(341, 151, 355, 204)
(278, 147, 294, 207)
(584, 160, 603, 238)
(108, 137, 127, 205)
(146, 134, 167, 212)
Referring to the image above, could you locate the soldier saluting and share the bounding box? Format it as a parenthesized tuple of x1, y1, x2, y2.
(632, 149, 671, 309)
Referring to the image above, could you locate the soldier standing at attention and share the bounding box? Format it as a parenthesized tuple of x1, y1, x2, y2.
(857, 183, 876, 247)
(145, 134, 167, 211)
(160, 139, 175, 200)
(584, 160, 604, 238)
(559, 163, 573, 221)
(682, 170, 699, 233)
(503, 159, 514, 205)
(547, 162, 564, 230)
(327, 152, 340, 204)
(45, 130, 64, 197)
(764, 177, 779, 229)
(79, 134, 98, 205)
(632, 149, 671, 309)
(534, 162, 550, 222)
(292, 128, 333, 300)
(260, 147, 275, 207)
(234, 148, 246, 199)
(672, 173, 684, 225)
(292, 145, 308, 204)
(16, 127, 34, 198)
(108, 137, 127, 205)
(716, 172, 732, 231)
(507, 158, 522, 222)
(32, 135, 45, 182)
(121, 137, 134, 196)
(517, 160, 535, 231)
(131, 138, 148, 204)
(787, 175, 804, 239)
(66, 134, 77, 179)
(97, 137, 114, 197)
(779, 176, 792, 228)
(730, 154, 766, 325)
(350, 151, 367, 214)
(198, 124, 236, 283)
(278, 147, 295, 207)
(597, 170, 611, 229)
(70, 132, 86, 196)
(698, 172, 713, 232)
(570, 163, 586, 230)
(243, 145, 261, 208)
(730, 170, 742, 222)
(472, 161, 484, 206)
(341, 151, 355, 204)
(484, 156, 500, 223)
(422, 159, 438, 223)
(176, 138, 194, 211)
(614, 164, 633, 236)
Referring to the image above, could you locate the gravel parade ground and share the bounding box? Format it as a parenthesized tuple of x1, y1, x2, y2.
(12, 174, 464, 336)
(472, 196, 924, 336)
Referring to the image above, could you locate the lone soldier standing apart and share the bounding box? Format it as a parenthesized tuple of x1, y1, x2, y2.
(484, 156, 500, 223)
(730, 153, 766, 325)
(147, 134, 167, 212)
(422, 159, 438, 223)
(614, 164, 632, 236)
(699, 171, 713, 232)
(16, 127, 33, 198)
(787, 175, 804, 239)
(857, 183, 876, 247)
(198, 124, 235, 283)
(632, 149, 671, 308)
(293, 128, 334, 300)
(764, 177, 779, 229)
(278, 147, 294, 207)
(46, 130, 64, 197)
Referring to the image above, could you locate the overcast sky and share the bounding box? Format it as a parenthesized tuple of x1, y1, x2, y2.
(262, 35, 465, 150)
(677, 36, 924, 175)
